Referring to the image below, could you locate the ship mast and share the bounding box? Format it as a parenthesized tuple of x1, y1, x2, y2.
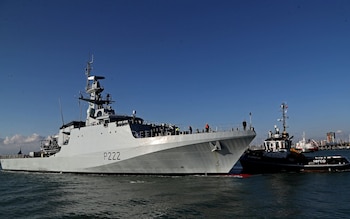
(280, 103, 288, 132)
(278, 102, 289, 139)
(79, 57, 115, 126)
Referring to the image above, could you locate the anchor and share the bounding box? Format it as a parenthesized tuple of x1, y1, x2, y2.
(210, 141, 222, 152)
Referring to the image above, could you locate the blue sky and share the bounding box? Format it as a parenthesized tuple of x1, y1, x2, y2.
(1, 0, 350, 153)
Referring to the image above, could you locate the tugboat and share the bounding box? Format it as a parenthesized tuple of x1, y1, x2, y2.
(240, 103, 350, 173)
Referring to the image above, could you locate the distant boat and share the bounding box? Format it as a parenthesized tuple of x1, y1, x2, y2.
(240, 103, 350, 173)
(294, 132, 318, 153)
(0, 58, 256, 175)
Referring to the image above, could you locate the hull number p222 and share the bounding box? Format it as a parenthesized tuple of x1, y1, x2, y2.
(104, 152, 121, 160)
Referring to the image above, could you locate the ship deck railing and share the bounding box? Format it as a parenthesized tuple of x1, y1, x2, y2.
(133, 125, 254, 138)
(0, 154, 30, 159)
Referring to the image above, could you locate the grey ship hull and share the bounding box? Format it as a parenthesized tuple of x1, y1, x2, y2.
(1, 128, 255, 175)
(1, 125, 255, 175)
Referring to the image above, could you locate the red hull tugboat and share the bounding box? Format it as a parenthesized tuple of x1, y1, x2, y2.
(240, 103, 350, 173)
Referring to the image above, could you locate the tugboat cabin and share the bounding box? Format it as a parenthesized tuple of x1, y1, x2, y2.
(264, 125, 291, 152)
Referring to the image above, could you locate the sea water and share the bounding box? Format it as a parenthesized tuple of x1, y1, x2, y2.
(1, 150, 350, 218)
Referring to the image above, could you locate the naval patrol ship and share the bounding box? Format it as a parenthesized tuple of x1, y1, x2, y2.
(1, 58, 256, 175)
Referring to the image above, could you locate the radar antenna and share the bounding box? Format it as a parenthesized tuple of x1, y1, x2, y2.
(85, 55, 94, 90)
